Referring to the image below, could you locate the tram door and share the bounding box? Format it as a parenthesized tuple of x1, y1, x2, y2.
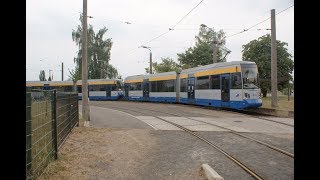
(221, 74, 230, 107)
(143, 79, 149, 101)
(106, 85, 111, 99)
(187, 77, 195, 103)
(124, 84, 129, 98)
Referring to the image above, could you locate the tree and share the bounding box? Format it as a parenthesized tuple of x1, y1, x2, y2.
(242, 34, 294, 97)
(48, 76, 52, 81)
(145, 57, 179, 73)
(105, 64, 119, 79)
(39, 70, 46, 81)
(70, 15, 118, 81)
(68, 68, 80, 82)
(177, 24, 227, 68)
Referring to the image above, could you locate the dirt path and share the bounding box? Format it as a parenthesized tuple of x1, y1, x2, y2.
(39, 127, 157, 179)
(39, 125, 206, 179)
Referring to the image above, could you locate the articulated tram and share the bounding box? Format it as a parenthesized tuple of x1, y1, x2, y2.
(124, 61, 262, 109)
(26, 61, 262, 109)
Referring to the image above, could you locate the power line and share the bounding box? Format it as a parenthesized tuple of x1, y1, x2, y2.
(141, 0, 205, 46)
(172, 28, 246, 31)
(276, 4, 294, 15)
(226, 29, 249, 38)
(171, 0, 205, 29)
(143, 30, 171, 45)
(226, 4, 294, 38)
(124, 3, 293, 58)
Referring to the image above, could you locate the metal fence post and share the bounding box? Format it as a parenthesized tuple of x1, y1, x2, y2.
(26, 93, 32, 178)
(71, 93, 76, 127)
(68, 93, 72, 133)
(76, 93, 79, 126)
(52, 90, 58, 159)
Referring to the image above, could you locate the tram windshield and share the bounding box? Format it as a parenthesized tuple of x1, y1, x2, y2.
(241, 65, 259, 89)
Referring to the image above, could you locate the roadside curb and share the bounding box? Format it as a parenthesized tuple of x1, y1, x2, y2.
(201, 164, 224, 180)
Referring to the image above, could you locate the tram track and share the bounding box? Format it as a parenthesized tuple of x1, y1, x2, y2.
(118, 100, 294, 127)
(101, 103, 293, 158)
(181, 103, 294, 127)
(90, 102, 294, 179)
(97, 104, 264, 180)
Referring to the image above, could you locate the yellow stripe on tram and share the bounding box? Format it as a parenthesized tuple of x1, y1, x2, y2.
(149, 75, 176, 81)
(26, 83, 44, 87)
(124, 79, 143, 83)
(194, 67, 241, 77)
(89, 81, 116, 85)
(179, 74, 188, 79)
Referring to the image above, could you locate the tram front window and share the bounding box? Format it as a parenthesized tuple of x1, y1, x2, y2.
(241, 65, 259, 89)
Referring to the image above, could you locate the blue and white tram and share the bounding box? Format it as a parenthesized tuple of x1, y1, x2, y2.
(124, 61, 262, 109)
(180, 61, 261, 109)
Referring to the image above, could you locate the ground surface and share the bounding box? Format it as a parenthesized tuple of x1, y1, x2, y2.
(39, 101, 294, 180)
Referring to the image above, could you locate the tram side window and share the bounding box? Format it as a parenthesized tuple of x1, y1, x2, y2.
(156, 81, 164, 92)
(151, 80, 175, 92)
(57, 86, 64, 91)
(211, 75, 220, 89)
(180, 78, 187, 92)
(130, 82, 142, 91)
(64, 86, 73, 92)
(165, 80, 175, 92)
(231, 72, 242, 89)
(129, 83, 134, 91)
(111, 84, 117, 91)
(100, 85, 106, 91)
(89, 85, 100, 91)
(26, 87, 32, 92)
(151, 81, 157, 92)
(196, 76, 209, 89)
(77, 86, 82, 93)
(51, 86, 58, 91)
(157, 81, 165, 92)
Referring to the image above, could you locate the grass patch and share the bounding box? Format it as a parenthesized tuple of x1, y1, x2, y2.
(261, 95, 294, 111)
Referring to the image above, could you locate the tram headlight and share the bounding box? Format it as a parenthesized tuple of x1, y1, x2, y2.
(244, 93, 250, 99)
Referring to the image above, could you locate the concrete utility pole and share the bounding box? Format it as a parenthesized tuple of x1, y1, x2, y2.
(271, 9, 278, 108)
(212, 40, 218, 63)
(149, 51, 153, 74)
(61, 62, 64, 81)
(82, 0, 90, 122)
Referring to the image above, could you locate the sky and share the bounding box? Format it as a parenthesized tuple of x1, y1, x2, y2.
(26, 0, 294, 81)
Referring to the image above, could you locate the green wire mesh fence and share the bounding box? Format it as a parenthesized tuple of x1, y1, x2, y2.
(26, 90, 79, 179)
